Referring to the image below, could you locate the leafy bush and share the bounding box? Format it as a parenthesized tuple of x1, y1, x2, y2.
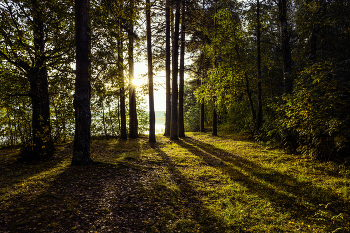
(268, 60, 350, 160)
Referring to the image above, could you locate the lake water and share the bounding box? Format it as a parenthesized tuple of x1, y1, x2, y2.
(145, 118, 165, 135)
(155, 122, 165, 134)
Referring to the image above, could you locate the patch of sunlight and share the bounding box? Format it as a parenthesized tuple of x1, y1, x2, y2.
(1, 159, 70, 201)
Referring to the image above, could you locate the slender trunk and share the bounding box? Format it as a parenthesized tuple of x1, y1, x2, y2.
(73, 0, 92, 165)
(310, 0, 325, 63)
(170, 1, 180, 140)
(212, 97, 217, 136)
(164, 0, 171, 136)
(29, 0, 54, 160)
(200, 76, 205, 132)
(256, 0, 263, 131)
(279, 0, 292, 94)
(200, 102, 205, 132)
(117, 97, 120, 132)
(200, 0, 206, 133)
(119, 39, 127, 140)
(234, 45, 256, 125)
(244, 73, 257, 123)
(109, 106, 115, 136)
(178, 0, 185, 137)
(212, 0, 218, 136)
(146, 0, 156, 142)
(102, 103, 108, 139)
(128, 1, 138, 138)
(7, 114, 11, 146)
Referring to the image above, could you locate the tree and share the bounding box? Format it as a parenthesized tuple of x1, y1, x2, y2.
(170, 0, 180, 140)
(72, 0, 93, 165)
(178, 0, 185, 137)
(128, 0, 138, 138)
(118, 38, 127, 140)
(164, 0, 171, 136)
(278, 0, 292, 94)
(0, 0, 78, 159)
(256, 0, 263, 131)
(146, 0, 156, 142)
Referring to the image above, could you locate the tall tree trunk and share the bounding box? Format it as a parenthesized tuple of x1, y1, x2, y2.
(309, 0, 325, 63)
(256, 0, 263, 131)
(73, 0, 93, 165)
(234, 46, 257, 126)
(200, 102, 205, 132)
(146, 0, 156, 142)
(200, 0, 206, 133)
(212, 0, 218, 136)
(27, 0, 54, 160)
(164, 0, 171, 136)
(170, 1, 180, 140)
(279, 0, 293, 94)
(109, 106, 115, 136)
(244, 73, 257, 124)
(102, 103, 108, 139)
(128, 0, 138, 138)
(212, 97, 217, 136)
(200, 78, 205, 132)
(119, 39, 127, 140)
(178, 0, 185, 137)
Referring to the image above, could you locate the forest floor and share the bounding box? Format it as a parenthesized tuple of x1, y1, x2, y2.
(0, 132, 349, 233)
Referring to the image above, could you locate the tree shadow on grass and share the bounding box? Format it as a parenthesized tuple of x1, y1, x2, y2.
(149, 143, 243, 233)
(175, 136, 350, 232)
(0, 143, 72, 200)
(0, 159, 164, 233)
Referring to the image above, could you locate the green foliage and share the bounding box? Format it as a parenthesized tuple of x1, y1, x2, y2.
(268, 60, 350, 160)
(218, 99, 253, 133)
(184, 94, 200, 132)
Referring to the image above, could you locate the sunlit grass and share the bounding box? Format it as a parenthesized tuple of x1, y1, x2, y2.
(1, 132, 349, 232)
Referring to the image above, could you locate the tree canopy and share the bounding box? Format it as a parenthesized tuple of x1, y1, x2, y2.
(0, 0, 349, 161)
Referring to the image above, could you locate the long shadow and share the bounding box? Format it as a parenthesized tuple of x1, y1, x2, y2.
(0, 142, 72, 199)
(175, 136, 350, 231)
(0, 159, 164, 233)
(150, 143, 243, 232)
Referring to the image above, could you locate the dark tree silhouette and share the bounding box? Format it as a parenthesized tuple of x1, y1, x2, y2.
(170, 0, 180, 140)
(164, 0, 171, 137)
(178, 0, 186, 137)
(72, 0, 93, 165)
(146, 0, 156, 142)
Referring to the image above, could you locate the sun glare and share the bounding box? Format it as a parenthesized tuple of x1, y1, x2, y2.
(132, 78, 145, 87)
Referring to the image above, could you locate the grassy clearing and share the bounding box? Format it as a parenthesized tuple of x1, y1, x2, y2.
(0, 132, 349, 232)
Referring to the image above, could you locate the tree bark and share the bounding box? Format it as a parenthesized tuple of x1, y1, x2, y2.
(119, 39, 127, 140)
(146, 0, 156, 142)
(256, 0, 263, 131)
(128, 0, 138, 138)
(178, 0, 185, 137)
(212, 0, 218, 136)
(309, 0, 325, 63)
(164, 0, 171, 136)
(279, 0, 293, 94)
(200, 70, 205, 133)
(244, 73, 256, 124)
(200, 0, 206, 133)
(27, 0, 54, 160)
(212, 97, 217, 136)
(170, 1, 180, 140)
(233, 45, 256, 126)
(73, 0, 93, 165)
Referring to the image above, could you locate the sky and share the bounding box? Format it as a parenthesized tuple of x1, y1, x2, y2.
(134, 61, 166, 112)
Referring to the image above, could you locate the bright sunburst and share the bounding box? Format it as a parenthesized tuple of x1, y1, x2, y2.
(132, 77, 146, 87)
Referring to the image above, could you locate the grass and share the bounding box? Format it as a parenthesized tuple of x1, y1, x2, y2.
(0, 132, 349, 232)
